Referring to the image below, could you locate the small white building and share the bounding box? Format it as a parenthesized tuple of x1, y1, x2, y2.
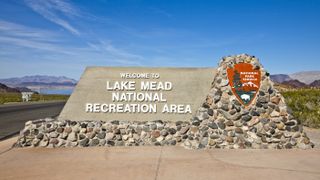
(21, 92, 34, 102)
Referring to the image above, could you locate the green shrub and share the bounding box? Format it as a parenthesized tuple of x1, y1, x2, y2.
(282, 89, 320, 128)
(0, 93, 22, 104)
(0, 93, 69, 104)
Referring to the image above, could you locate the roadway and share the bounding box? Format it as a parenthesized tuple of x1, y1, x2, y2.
(0, 101, 66, 140)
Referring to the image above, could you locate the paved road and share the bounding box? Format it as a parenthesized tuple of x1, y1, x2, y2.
(0, 138, 320, 180)
(0, 101, 66, 140)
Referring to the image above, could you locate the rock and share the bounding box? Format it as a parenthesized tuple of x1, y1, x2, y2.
(226, 136, 234, 143)
(50, 138, 59, 145)
(87, 132, 96, 139)
(57, 127, 64, 133)
(169, 140, 176, 145)
(110, 120, 119, 125)
(218, 109, 241, 121)
(80, 123, 87, 129)
(66, 141, 78, 147)
(303, 137, 310, 144)
(257, 96, 268, 104)
(229, 109, 237, 115)
(209, 139, 216, 146)
(250, 110, 260, 116)
(79, 138, 89, 147)
(190, 126, 199, 134)
(115, 135, 122, 141)
(106, 133, 114, 140)
(143, 125, 150, 132)
(241, 110, 250, 116)
(151, 130, 161, 138)
(276, 122, 285, 130)
(64, 127, 72, 134)
(180, 126, 190, 134)
(285, 143, 293, 149)
(210, 134, 220, 139)
(261, 136, 267, 143)
(78, 133, 86, 140)
(242, 115, 252, 122)
(192, 121, 200, 126)
(49, 132, 59, 138)
(270, 110, 280, 117)
(202, 103, 210, 108)
(115, 141, 125, 146)
(221, 104, 229, 111)
(271, 96, 281, 105)
(225, 120, 234, 126)
(235, 127, 243, 134)
(217, 121, 225, 129)
(32, 138, 40, 146)
(157, 123, 164, 130)
(126, 137, 134, 143)
(25, 120, 33, 127)
(168, 128, 177, 135)
(208, 122, 218, 129)
(200, 137, 208, 147)
(107, 140, 115, 146)
(260, 118, 270, 124)
(133, 134, 140, 140)
(100, 139, 106, 146)
(97, 132, 106, 139)
(156, 136, 164, 142)
(285, 121, 296, 126)
(39, 139, 49, 147)
(89, 138, 100, 146)
(150, 124, 157, 130)
(247, 117, 259, 127)
(207, 109, 214, 116)
(114, 128, 121, 135)
(67, 132, 77, 142)
(36, 133, 44, 140)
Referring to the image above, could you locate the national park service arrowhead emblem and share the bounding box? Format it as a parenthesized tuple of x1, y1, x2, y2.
(227, 63, 261, 106)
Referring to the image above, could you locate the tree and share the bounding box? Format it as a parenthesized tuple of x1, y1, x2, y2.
(233, 70, 242, 90)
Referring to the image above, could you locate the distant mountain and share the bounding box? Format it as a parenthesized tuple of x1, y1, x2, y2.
(271, 71, 320, 88)
(0, 75, 77, 87)
(281, 80, 308, 88)
(270, 74, 292, 83)
(15, 87, 36, 93)
(0, 75, 77, 94)
(0, 83, 20, 93)
(309, 80, 320, 88)
(289, 71, 320, 84)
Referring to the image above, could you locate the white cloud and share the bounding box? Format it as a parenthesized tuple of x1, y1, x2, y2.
(0, 20, 57, 40)
(0, 20, 76, 54)
(24, 0, 80, 35)
(87, 41, 143, 65)
(0, 19, 143, 66)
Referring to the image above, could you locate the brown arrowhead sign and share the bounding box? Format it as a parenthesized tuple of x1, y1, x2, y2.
(227, 63, 261, 106)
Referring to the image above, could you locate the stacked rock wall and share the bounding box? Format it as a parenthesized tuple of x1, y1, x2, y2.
(191, 54, 313, 149)
(15, 54, 314, 149)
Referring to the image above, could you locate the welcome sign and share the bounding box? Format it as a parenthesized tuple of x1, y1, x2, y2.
(59, 67, 216, 122)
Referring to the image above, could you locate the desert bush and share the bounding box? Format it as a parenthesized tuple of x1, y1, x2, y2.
(0, 93, 22, 104)
(0, 93, 69, 104)
(282, 89, 320, 128)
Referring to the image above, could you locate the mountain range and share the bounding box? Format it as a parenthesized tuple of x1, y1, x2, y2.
(0, 75, 77, 92)
(270, 71, 320, 88)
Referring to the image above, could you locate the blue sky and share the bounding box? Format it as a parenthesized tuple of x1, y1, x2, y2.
(0, 0, 319, 80)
